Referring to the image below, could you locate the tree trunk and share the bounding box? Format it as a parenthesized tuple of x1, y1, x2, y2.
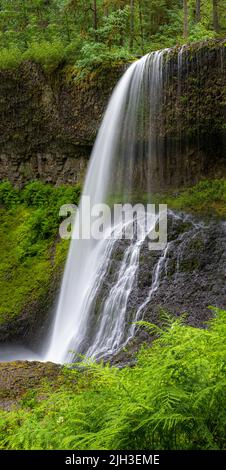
(183, 0, 188, 39)
(93, 0, 98, 33)
(213, 0, 220, 32)
(130, 0, 135, 51)
(138, 0, 144, 54)
(195, 0, 201, 23)
(104, 5, 109, 17)
(65, 12, 71, 43)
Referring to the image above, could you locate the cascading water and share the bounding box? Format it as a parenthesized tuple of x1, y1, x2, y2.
(1, 42, 224, 364)
(44, 50, 169, 364)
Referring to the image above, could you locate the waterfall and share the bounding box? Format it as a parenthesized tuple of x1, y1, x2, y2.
(1, 43, 225, 365)
(44, 50, 169, 364)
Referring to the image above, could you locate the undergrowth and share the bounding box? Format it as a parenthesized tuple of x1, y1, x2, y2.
(161, 179, 226, 218)
(0, 309, 225, 450)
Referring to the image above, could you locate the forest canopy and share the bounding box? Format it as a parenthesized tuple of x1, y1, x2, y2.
(0, 1, 225, 70)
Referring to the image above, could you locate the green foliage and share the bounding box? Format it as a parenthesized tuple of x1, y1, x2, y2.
(0, 41, 66, 72)
(0, 47, 23, 70)
(159, 178, 226, 217)
(21, 180, 81, 208)
(0, 309, 225, 450)
(76, 42, 135, 70)
(188, 22, 216, 43)
(21, 181, 54, 207)
(0, 180, 80, 258)
(23, 41, 66, 71)
(0, 1, 225, 70)
(0, 181, 80, 323)
(0, 181, 20, 206)
(0, 206, 51, 323)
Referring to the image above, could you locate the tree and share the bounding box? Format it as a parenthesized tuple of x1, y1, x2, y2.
(195, 0, 201, 23)
(213, 0, 220, 32)
(138, 0, 144, 54)
(183, 0, 188, 38)
(130, 0, 135, 50)
(93, 0, 98, 32)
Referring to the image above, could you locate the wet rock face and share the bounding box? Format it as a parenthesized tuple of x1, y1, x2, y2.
(0, 263, 62, 346)
(71, 211, 226, 364)
(113, 220, 226, 366)
(137, 213, 226, 328)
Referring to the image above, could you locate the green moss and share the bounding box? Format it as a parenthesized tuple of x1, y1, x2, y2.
(0, 42, 65, 72)
(153, 178, 226, 218)
(0, 180, 81, 326)
(65, 61, 129, 92)
(0, 207, 52, 324)
(54, 239, 70, 270)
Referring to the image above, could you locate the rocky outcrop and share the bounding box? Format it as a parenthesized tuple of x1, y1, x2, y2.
(83, 211, 226, 365)
(0, 61, 124, 186)
(0, 39, 225, 188)
(137, 212, 226, 325)
(0, 267, 61, 346)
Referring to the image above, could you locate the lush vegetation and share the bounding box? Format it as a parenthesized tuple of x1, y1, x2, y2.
(0, 1, 225, 71)
(0, 0, 225, 455)
(0, 181, 80, 324)
(157, 178, 226, 218)
(0, 178, 225, 325)
(0, 309, 225, 450)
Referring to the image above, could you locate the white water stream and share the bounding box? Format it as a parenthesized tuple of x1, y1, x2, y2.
(44, 51, 168, 363)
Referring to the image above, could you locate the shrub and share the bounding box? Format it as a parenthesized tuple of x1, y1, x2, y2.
(77, 41, 135, 70)
(0, 180, 81, 259)
(0, 42, 65, 72)
(21, 181, 53, 207)
(0, 47, 23, 70)
(0, 181, 20, 206)
(22, 41, 66, 72)
(188, 23, 216, 43)
(15, 208, 54, 259)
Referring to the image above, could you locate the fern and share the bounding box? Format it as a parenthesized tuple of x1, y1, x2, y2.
(0, 308, 225, 450)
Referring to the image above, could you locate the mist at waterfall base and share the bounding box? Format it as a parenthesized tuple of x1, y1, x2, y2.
(1, 46, 222, 364)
